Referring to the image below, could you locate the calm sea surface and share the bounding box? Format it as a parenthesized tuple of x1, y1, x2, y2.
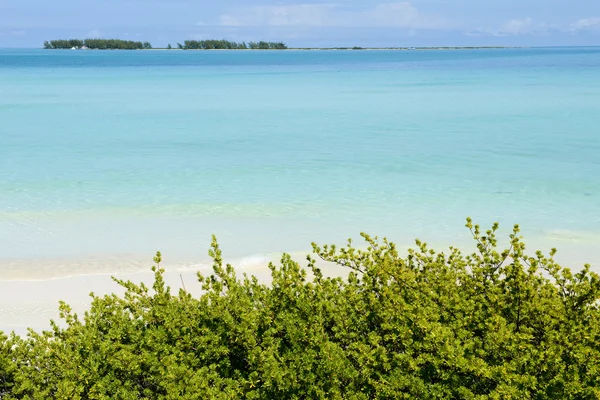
(1, 48, 600, 279)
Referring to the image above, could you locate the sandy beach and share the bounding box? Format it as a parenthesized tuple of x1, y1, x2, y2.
(1, 235, 598, 337)
(0, 270, 214, 336)
(0, 253, 356, 336)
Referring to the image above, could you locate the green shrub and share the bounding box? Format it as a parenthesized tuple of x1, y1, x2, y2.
(1, 220, 599, 399)
(0, 333, 15, 398)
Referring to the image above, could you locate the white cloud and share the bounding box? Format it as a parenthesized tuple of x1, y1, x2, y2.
(0, 30, 27, 37)
(206, 3, 447, 30)
(570, 17, 600, 32)
(367, 3, 421, 28)
(470, 18, 548, 37)
(86, 29, 101, 38)
(216, 4, 334, 27)
(499, 18, 536, 36)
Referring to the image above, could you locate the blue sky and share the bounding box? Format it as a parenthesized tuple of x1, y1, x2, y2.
(1, 0, 599, 47)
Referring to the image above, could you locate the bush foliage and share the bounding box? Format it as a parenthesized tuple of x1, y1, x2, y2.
(1, 220, 599, 399)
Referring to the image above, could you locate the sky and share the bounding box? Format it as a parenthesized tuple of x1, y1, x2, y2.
(1, 0, 599, 48)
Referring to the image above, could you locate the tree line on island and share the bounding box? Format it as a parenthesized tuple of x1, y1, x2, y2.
(1, 219, 600, 398)
(177, 40, 287, 50)
(44, 39, 152, 50)
(43, 39, 288, 50)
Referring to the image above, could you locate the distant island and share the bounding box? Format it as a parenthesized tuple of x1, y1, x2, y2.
(43, 39, 287, 50)
(44, 39, 152, 50)
(292, 46, 513, 50)
(176, 40, 287, 50)
(43, 39, 513, 51)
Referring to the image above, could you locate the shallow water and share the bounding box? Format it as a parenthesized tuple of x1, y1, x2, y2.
(1, 48, 600, 279)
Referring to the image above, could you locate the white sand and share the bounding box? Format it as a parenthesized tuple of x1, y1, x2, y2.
(1, 237, 597, 337)
(0, 270, 203, 336)
(0, 254, 351, 337)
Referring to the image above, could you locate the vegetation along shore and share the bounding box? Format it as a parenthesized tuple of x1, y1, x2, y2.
(43, 39, 152, 50)
(43, 39, 514, 51)
(1, 220, 599, 398)
(43, 39, 287, 50)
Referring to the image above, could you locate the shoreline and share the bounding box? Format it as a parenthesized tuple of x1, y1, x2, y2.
(0, 252, 277, 282)
(51, 46, 523, 52)
(1, 228, 598, 281)
(1, 236, 597, 336)
(0, 253, 350, 336)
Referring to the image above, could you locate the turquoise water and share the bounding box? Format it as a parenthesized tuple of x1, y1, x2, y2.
(1, 48, 600, 278)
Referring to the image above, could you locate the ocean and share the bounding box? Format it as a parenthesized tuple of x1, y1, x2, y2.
(1, 47, 600, 280)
